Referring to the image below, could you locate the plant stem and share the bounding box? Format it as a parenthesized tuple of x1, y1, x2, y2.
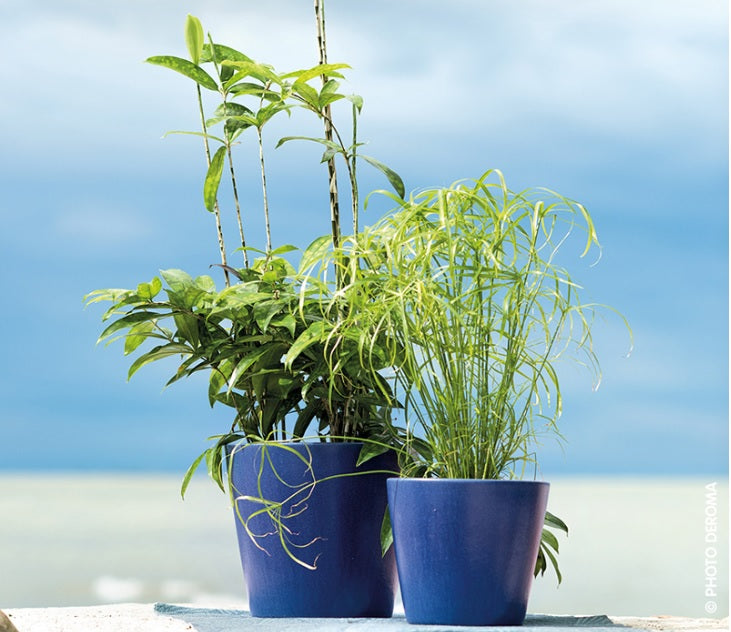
(226, 145, 249, 268)
(257, 127, 272, 253)
(314, 0, 341, 258)
(196, 84, 230, 286)
(351, 102, 359, 234)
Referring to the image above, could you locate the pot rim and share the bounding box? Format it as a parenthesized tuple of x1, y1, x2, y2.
(388, 477, 549, 486)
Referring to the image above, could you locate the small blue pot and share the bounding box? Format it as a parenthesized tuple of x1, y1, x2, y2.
(228, 442, 398, 618)
(387, 478, 549, 626)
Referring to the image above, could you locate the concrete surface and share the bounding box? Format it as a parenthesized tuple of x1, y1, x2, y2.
(2, 604, 728, 632)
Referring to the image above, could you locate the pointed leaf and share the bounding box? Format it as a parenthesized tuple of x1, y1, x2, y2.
(544, 510, 569, 534)
(146, 56, 218, 91)
(361, 155, 405, 199)
(124, 321, 155, 355)
(284, 321, 325, 369)
(185, 15, 204, 65)
(284, 63, 350, 84)
(202, 43, 253, 65)
(346, 93, 364, 112)
(127, 343, 191, 379)
(204, 146, 227, 213)
(380, 509, 393, 556)
(98, 311, 163, 342)
(181, 449, 208, 498)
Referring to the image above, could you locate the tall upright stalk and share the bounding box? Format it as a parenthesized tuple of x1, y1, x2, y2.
(195, 84, 230, 285)
(257, 127, 273, 253)
(226, 145, 249, 268)
(314, 0, 341, 261)
(206, 39, 249, 269)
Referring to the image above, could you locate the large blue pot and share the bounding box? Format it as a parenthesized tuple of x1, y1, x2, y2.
(228, 442, 398, 618)
(387, 478, 549, 626)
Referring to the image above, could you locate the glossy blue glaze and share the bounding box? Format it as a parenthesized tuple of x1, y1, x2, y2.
(387, 478, 550, 626)
(228, 443, 398, 618)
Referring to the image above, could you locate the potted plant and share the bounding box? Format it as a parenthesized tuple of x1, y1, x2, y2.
(84, 6, 405, 618)
(313, 171, 629, 625)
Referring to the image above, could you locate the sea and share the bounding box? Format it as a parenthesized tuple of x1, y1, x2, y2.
(0, 475, 727, 618)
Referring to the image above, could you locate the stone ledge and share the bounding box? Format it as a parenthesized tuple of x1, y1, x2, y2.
(2, 604, 727, 632)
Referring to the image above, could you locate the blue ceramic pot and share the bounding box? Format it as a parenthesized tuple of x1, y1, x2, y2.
(387, 478, 549, 626)
(228, 442, 398, 618)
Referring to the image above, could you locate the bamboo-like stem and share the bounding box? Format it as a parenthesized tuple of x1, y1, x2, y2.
(350, 102, 359, 234)
(314, 0, 341, 258)
(226, 145, 249, 268)
(196, 84, 230, 286)
(257, 127, 272, 254)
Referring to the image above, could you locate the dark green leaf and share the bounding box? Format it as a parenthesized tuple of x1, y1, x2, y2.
(127, 343, 191, 379)
(99, 311, 164, 343)
(545, 511, 569, 534)
(361, 155, 405, 199)
(356, 442, 389, 467)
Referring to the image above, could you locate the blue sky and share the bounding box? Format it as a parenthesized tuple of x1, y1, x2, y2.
(0, 0, 727, 475)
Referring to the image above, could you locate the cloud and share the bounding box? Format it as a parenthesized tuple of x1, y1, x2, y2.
(3, 0, 725, 173)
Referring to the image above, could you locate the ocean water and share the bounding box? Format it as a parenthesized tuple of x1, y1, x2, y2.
(0, 475, 727, 618)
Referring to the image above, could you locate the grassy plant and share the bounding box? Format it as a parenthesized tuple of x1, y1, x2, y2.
(319, 170, 628, 480)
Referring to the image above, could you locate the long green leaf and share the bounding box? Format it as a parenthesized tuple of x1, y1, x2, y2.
(284, 321, 325, 369)
(204, 146, 227, 213)
(146, 55, 217, 91)
(127, 343, 191, 379)
(180, 449, 208, 498)
(284, 63, 350, 84)
(98, 311, 163, 343)
(361, 155, 405, 199)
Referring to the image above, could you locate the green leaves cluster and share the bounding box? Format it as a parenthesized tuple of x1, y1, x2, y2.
(305, 170, 630, 580)
(85, 251, 395, 492)
(147, 14, 404, 265)
(316, 170, 613, 481)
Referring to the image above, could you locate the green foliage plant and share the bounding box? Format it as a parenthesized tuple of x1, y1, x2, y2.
(84, 8, 405, 495)
(311, 169, 630, 580)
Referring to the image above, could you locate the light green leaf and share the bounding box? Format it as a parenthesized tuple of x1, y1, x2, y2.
(284, 321, 325, 369)
(284, 63, 350, 84)
(201, 43, 253, 65)
(204, 146, 227, 213)
(276, 136, 340, 152)
(123, 321, 155, 355)
(221, 60, 281, 85)
(146, 56, 217, 91)
(270, 244, 298, 256)
(380, 509, 393, 556)
(299, 234, 332, 273)
(346, 93, 364, 112)
(184, 15, 204, 65)
(181, 449, 208, 498)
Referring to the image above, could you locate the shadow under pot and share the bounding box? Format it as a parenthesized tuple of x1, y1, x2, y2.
(387, 478, 549, 626)
(226, 442, 398, 618)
